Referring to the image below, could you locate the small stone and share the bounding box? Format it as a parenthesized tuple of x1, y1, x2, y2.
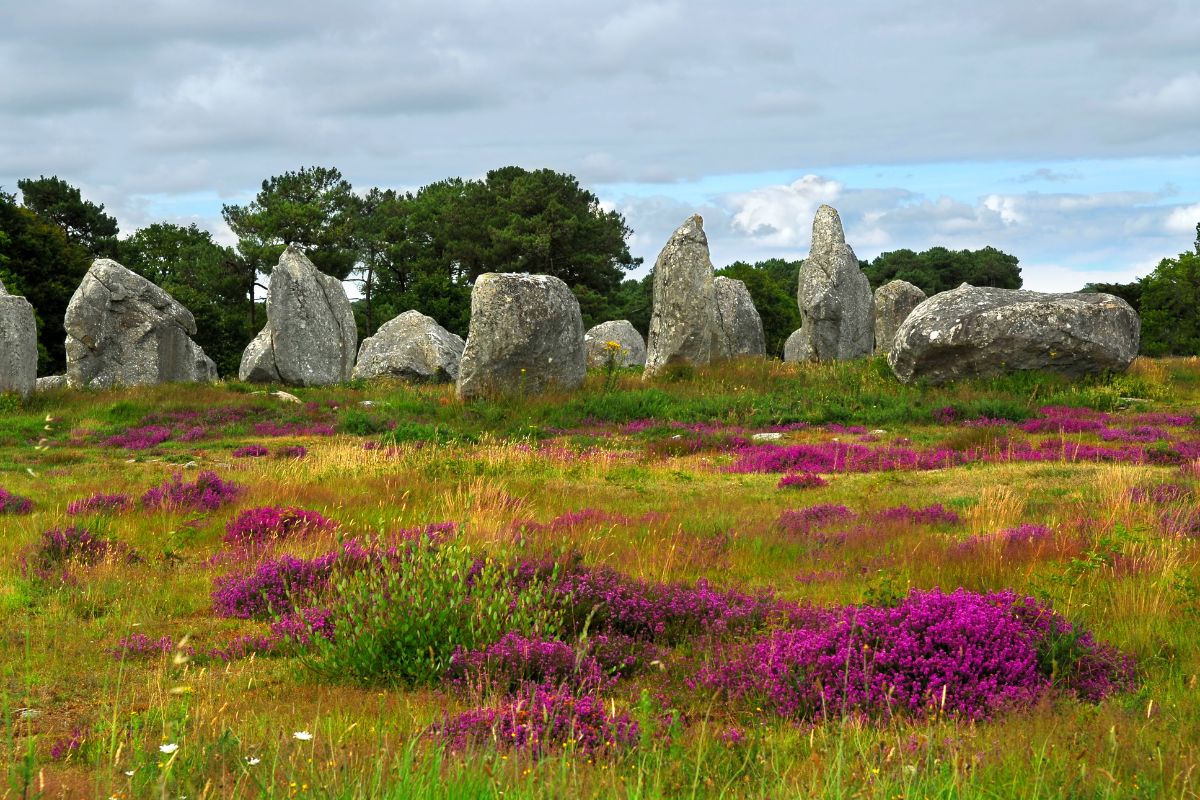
(585, 320, 646, 369)
(353, 310, 464, 382)
(873, 280, 927, 356)
(751, 432, 783, 441)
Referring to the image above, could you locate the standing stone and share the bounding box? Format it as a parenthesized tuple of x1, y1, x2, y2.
(35, 375, 68, 392)
(713, 276, 766, 358)
(238, 246, 357, 386)
(889, 284, 1141, 384)
(456, 273, 586, 400)
(0, 279, 37, 398)
(65, 259, 217, 389)
(353, 310, 465, 382)
(782, 328, 806, 362)
(873, 280, 928, 356)
(585, 320, 647, 369)
(793, 205, 873, 361)
(644, 215, 717, 377)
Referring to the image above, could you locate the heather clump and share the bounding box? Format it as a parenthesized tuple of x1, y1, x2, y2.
(252, 421, 336, 437)
(447, 633, 607, 694)
(222, 506, 337, 547)
(232, 444, 269, 458)
(557, 567, 775, 644)
(1129, 483, 1190, 505)
(104, 424, 173, 450)
(141, 471, 242, 512)
(777, 472, 827, 490)
(433, 682, 638, 755)
(23, 526, 136, 581)
(66, 492, 131, 516)
(776, 504, 857, 535)
(110, 633, 173, 660)
(211, 551, 339, 619)
(699, 588, 1133, 721)
(875, 503, 960, 526)
(0, 487, 33, 515)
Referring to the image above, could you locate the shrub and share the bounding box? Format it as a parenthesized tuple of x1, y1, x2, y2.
(309, 543, 562, 686)
(141, 471, 242, 512)
(699, 588, 1133, 721)
(0, 487, 33, 515)
(432, 682, 639, 755)
(67, 493, 131, 516)
(232, 444, 269, 458)
(223, 506, 337, 547)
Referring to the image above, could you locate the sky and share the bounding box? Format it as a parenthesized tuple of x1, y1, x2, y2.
(2, 0, 1198, 292)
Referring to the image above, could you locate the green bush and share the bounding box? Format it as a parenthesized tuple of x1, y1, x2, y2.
(310, 544, 562, 685)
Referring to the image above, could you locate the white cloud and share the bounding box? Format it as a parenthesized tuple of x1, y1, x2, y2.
(1116, 72, 1200, 115)
(1020, 264, 1142, 293)
(1165, 203, 1200, 234)
(727, 175, 843, 247)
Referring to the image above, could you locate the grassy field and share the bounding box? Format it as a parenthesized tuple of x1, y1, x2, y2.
(2, 356, 1199, 799)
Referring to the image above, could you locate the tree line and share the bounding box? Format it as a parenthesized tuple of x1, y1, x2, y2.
(5, 166, 1193, 377)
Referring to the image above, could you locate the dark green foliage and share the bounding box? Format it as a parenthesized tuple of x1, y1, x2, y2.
(310, 544, 561, 685)
(716, 260, 803, 356)
(117, 223, 252, 377)
(1140, 249, 1200, 356)
(864, 246, 1021, 294)
(1081, 281, 1142, 311)
(16, 175, 118, 256)
(0, 190, 92, 373)
(365, 167, 640, 337)
(221, 166, 359, 335)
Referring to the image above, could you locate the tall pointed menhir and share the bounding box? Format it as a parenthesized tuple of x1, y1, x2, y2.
(643, 215, 717, 378)
(792, 205, 874, 362)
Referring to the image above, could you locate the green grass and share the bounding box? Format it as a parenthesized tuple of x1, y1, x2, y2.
(1, 356, 1198, 798)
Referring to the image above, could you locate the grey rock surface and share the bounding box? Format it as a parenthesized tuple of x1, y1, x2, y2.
(873, 280, 928, 356)
(793, 205, 873, 361)
(713, 276, 766, 358)
(238, 246, 357, 386)
(238, 327, 281, 383)
(457, 273, 586, 400)
(65, 258, 217, 389)
(353, 310, 465, 382)
(782, 328, 806, 362)
(585, 320, 647, 369)
(644, 215, 717, 377)
(35, 375, 68, 392)
(888, 284, 1140, 384)
(0, 281, 37, 398)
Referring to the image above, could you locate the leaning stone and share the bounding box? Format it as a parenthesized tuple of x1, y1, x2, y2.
(585, 320, 647, 369)
(782, 329, 806, 362)
(353, 310, 465, 382)
(0, 281, 37, 398)
(889, 284, 1140, 384)
(238, 246, 356, 386)
(713, 276, 766, 358)
(456, 273, 586, 400)
(64, 258, 217, 389)
(873, 280, 928, 355)
(644, 215, 717, 377)
(793, 205, 873, 361)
